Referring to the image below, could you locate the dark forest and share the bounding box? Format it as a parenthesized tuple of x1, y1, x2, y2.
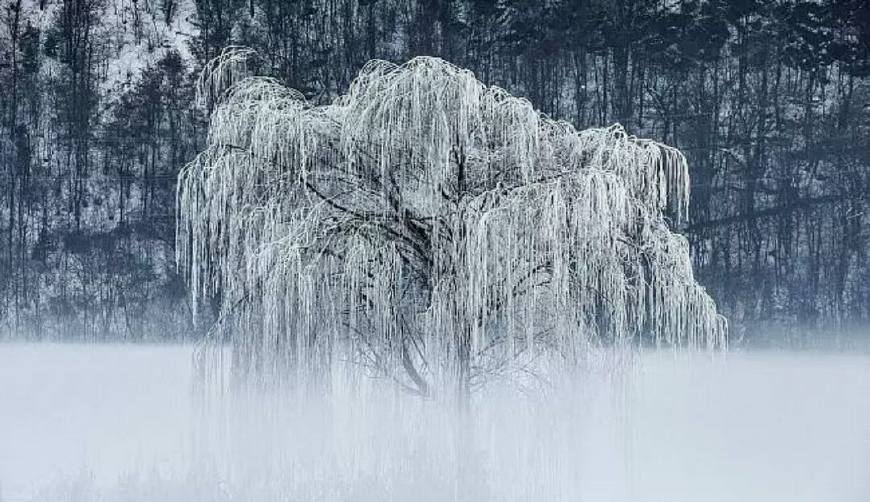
(1, 0, 868, 345)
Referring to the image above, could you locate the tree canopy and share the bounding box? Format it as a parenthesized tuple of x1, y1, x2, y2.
(177, 49, 726, 396)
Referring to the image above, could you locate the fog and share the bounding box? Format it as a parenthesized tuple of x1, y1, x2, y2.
(1, 344, 868, 502)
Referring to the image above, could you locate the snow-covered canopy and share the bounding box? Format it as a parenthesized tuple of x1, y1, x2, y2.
(178, 48, 726, 395)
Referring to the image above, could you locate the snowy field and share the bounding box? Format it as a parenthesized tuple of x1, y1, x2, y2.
(0, 344, 868, 502)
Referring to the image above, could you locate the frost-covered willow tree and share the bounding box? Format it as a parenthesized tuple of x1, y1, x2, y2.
(178, 47, 725, 398)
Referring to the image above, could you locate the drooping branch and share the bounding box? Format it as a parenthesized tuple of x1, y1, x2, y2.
(178, 48, 726, 396)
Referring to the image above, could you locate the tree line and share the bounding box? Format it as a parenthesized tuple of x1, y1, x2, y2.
(1, 0, 868, 344)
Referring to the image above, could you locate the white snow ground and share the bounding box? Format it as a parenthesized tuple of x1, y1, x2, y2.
(0, 344, 868, 501)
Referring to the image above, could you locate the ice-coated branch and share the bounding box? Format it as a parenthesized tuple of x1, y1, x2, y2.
(177, 49, 726, 397)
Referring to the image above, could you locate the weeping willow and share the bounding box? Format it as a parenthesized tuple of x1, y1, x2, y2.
(177, 47, 726, 397)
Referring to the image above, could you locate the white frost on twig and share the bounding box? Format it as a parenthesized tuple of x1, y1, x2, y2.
(178, 48, 726, 396)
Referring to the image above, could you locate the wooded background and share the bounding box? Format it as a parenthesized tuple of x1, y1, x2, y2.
(1, 0, 868, 345)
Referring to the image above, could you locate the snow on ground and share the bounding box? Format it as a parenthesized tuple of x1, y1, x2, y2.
(97, 0, 200, 97)
(0, 344, 868, 501)
(17, 0, 200, 100)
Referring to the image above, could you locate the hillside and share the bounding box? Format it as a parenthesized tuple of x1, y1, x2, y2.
(1, 0, 868, 342)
